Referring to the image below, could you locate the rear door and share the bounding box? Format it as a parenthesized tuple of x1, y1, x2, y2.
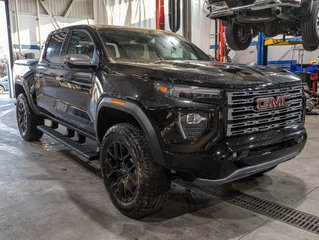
(35, 32, 67, 116)
(56, 29, 97, 134)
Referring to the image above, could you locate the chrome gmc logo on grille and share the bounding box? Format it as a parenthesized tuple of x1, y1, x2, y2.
(256, 96, 290, 110)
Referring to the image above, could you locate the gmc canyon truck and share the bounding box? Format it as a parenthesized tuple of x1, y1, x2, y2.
(15, 25, 307, 218)
(207, 0, 319, 51)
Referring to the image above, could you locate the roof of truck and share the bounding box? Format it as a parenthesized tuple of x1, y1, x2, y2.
(49, 24, 167, 35)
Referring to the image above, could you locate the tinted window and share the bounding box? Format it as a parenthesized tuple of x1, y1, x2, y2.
(67, 31, 95, 59)
(98, 28, 209, 63)
(46, 32, 66, 63)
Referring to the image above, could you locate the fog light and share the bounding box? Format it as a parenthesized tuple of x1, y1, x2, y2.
(186, 113, 207, 125)
(178, 112, 210, 140)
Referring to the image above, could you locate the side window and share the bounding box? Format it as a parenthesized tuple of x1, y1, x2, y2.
(67, 31, 95, 59)
(45, 32, 67, 64)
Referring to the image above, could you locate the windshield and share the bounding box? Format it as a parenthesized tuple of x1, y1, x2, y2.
(98, 28, 210, 63)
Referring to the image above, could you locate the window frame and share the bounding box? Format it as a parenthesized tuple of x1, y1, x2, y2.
(44, 31, 68, 65)
(62, 29, 98, 66)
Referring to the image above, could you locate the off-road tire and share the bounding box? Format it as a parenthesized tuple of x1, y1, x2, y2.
(226, 22, 252, 51)
(301, 1, 319, 48)
(0, 85, 4, 94)
(100, 123, 170, 219)
(16, 93, 44, 141)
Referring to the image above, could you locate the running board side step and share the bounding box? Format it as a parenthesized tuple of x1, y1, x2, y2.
(37, 125, 99, 161)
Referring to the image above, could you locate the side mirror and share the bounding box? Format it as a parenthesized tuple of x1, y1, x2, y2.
(64, 54, 97, 69)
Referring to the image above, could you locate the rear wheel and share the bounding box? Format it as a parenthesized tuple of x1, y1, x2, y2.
(301, 1, 319, 50)
(225, 22, 252, 50)
(0, 85, 4, 94)
(16, 94, 44, 141)
(100, 123, 170, 219)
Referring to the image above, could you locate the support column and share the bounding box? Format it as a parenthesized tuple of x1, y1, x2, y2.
(257, 33, 268, 66)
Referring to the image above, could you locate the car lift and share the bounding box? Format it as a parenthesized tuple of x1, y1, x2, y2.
(257, 33, 303, 66)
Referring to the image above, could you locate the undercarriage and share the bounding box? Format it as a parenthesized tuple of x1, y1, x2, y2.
(207, 0, 319, 51)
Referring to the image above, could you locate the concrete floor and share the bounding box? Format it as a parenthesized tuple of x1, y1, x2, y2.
(1, 93, 319, 240)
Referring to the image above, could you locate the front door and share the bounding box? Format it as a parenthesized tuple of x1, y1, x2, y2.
(56, 30, 97, 134)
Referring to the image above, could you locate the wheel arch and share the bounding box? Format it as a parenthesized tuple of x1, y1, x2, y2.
(14, 81, 39, 114)
(96, 98, 165, 166)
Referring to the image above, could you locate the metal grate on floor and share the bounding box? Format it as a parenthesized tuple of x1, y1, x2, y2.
(175, 180, 319, 235)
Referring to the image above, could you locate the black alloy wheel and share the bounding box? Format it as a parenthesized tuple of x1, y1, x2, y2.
(17, 99, 28, 136)
(100, 123, 170, 219)
(104, 141, 138, 204)
(16, 94, 44, 141)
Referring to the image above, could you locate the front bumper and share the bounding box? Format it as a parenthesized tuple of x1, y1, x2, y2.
(193, 142, 303, 186)
(164, 126, 306, 185)
(208, 0, 302, 18)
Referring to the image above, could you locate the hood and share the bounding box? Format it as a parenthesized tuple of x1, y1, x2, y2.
(108, 60, 301, 90)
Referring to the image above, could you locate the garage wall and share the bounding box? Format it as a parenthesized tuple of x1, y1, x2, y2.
(93, 0, 156, 29)
(11, 0, 93, 19)
(232, 38, 319, 65)
(9, 0, 94, 59)
(9, 0, 213, 59)
(10, 0, 318, 64)
(0, 1, 9, 60)
(94, 0, 213, 54)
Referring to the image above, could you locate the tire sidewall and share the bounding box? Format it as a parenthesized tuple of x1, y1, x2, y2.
(16, 93, 43, 141)
(16, 94, 30, 139)
(226, 22, 252, 50)
(312, 1, 319, 42)
(301, 1, 319, 46)
(100, 127, 143, 212)
(0, 86, 4, 94)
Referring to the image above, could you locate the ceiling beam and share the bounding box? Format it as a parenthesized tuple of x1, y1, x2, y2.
(63, 0, 76, 17)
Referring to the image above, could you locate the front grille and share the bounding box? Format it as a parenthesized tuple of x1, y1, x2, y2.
(227, 86, 303, 136)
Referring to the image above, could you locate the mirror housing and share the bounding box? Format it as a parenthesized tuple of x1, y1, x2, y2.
(64, 54, 97, 69)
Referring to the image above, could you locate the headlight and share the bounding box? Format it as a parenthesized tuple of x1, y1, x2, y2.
(154, 82, 222, 100)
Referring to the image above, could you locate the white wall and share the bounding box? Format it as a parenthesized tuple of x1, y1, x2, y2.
(94, 0, 213, 54)
(10, 0, 319, 64)
(10, 12, 94, 59)
(0, 1, 9, 60)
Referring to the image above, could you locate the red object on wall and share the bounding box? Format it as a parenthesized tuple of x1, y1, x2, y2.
(156, 0, 165, 30)
(310, 73, 318, 92)
(218, 21, 226, 62)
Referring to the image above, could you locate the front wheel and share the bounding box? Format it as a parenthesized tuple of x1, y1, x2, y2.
(16, 94, 44, 141)
(0, 85, 4, 94)
(225, 22, 252, 51)
(100, 123, 170, 219)
(301, 1, 319, 49)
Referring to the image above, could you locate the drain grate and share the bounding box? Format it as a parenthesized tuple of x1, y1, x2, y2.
(175, 180, 319, 235)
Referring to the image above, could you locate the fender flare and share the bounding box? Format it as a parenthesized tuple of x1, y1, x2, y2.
(97, 97, 165, 166)
(14, 79, 39, 114)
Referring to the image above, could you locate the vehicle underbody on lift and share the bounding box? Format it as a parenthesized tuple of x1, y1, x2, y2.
(207, 0, 319, 51)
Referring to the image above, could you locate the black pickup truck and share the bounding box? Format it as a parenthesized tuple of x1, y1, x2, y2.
(15, 25, 307, 218)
